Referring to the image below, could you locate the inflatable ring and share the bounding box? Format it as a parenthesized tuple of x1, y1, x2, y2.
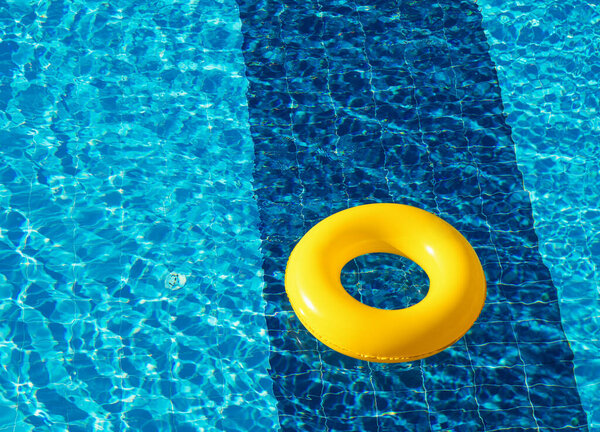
(284, 203, 486, 363)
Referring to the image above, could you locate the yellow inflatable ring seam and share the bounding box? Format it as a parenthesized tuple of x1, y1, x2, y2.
(284, 203, 486, 363)
(284, 281, 464, 362)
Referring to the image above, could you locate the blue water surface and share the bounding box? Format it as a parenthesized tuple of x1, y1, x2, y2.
(0, 0, 278, 430)
(237, 0, 590, 430)
(0, 0, 598, 430)
(477, 0, 600, 428)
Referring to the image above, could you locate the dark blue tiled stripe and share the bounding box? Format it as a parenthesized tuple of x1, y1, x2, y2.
(236, 0, 589, 430)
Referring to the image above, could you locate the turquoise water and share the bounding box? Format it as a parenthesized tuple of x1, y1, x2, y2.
(478, 0, 600, 427)
(0, 0, 277, 430)
(0, 0, 598, 431)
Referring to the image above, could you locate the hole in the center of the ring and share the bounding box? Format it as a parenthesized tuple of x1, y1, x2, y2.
(340, 253, 430, 310)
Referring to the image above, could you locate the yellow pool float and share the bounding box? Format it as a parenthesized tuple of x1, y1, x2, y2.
(284, 203, 486, 363)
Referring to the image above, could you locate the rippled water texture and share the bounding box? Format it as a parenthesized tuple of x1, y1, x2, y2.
(0, 0, 277, 430)
(477, 0, 600, 428)
(0, 0, 597, 430)
(237, 0, 589, 430)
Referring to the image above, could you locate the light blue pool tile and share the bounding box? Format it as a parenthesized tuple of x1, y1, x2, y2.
(478, 0, 600, 429)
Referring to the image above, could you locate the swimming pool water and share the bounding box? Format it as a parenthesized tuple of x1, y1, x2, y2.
(0, 0, 598, 431)
(0, 0, 278, 430)
(477, 1, 600, 427)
